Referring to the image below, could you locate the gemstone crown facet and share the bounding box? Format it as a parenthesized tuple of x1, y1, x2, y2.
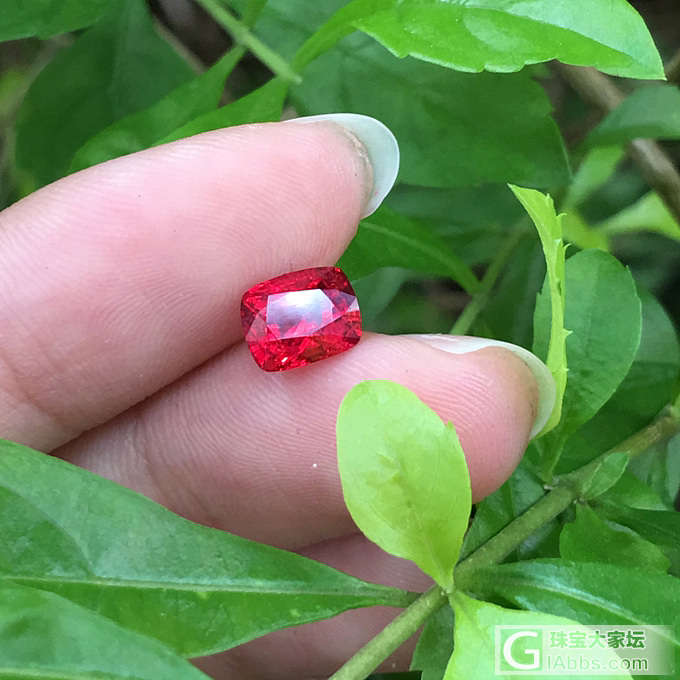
(240, 266, 362, 371)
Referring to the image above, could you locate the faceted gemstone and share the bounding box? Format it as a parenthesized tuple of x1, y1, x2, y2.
(240, 267, 362, 371)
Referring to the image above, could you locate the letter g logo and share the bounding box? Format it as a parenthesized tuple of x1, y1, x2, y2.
(503, 631, 540, 670)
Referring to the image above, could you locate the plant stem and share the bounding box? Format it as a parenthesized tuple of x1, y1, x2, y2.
(194, 0, 301, 83)
(665, 48, 680, 84)
(556, 63, 680, 228)
(332, 405, 680, 680)
(455, 405, 680, 587)
(450, 227, 524, 335)
(328, 585, 448, 680)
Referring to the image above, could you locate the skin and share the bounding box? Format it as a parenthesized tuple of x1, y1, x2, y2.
(0, 121, 539, 679)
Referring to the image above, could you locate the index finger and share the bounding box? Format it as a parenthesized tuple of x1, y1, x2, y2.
(0, 119, 382, 451)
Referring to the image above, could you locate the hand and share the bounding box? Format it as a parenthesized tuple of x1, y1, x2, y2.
(0, 117, 551, 679)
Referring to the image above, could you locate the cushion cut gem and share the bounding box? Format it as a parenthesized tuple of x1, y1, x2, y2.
(240, 267, 362, 371)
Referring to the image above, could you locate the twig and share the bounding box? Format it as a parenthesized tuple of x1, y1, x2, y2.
(326, 404, 680, 680)
(556, 63, 680, 227)
(194, 0, 301, 83)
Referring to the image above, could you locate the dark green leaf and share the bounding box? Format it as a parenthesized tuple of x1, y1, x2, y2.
(337, 206, 480, 292)
(0, 440, 413, 658)
(580, 452, 629, 499)
(388, 184, 525, 268)
(559, 504, 670, 571)
(587, 85, 680, 148)
(157, 78, 288, 144)
(350, 267, 409, 328)
(0, 0, 119, 41)
(70, 48, 243, 172)
(336, 380, 471, 592)
(14, 0, 193, 188)
(461, 460, 545, 561)
(558, 288, 679, 472)
(0, 582, 209, 680)
(596, 504, 680, 554)
(534, 249, 642, 438)
(411, 604, 454, 680)
(598, 471, 670, 511)
(242, 1, 570, 189)
(447, 591, 631, 680)
(296, 0, 663, 79)
(471, 559, 680, 661)
(293, 34, 570, 189)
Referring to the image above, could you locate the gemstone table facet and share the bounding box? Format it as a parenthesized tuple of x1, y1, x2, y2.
(240, 267, 362, 371)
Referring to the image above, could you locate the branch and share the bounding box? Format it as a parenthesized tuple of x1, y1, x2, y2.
(327, 404, 680, 680)
(556, 63, 680, 228)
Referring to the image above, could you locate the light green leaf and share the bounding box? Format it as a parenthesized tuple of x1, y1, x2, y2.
(337, 206, 480, 292)
(336, 380, 471, 592)
(471, 559, 680, 661)
(0, 0, 119, 40)
(295, 0, 664, 79)
(0, 440, 414, 658)
(587, 85, 680, 148)
(446, 591, 632, 680)
(70, 48, 243, 172)
(293, 35, 570, 189)
(157, 78, 288, 144)
(597, 191, 680, 243)
(0, 582, 210, 680)
(559, 504, 670, 571)
(511, 185, 568, 437)
(580, 452, 630, 499)
(14, 0, 193, 188)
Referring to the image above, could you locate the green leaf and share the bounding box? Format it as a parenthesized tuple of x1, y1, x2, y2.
(336, 380, 471, 592)
(157, 78, 288, 145)
(446, 591, 632, 680)
(535, 249, 642, 439)
(14, 0, 193, 189)
(558, 288, 680, 472)
(410, 605, 454, 680)
(596, 504, 680, 554)
(295, 0, 663, 79)
(563, 146, 625, 211)
(350, 267, 409, 327)
(559, 504, 670, 571)
(244, 1, 571, 189)
(337, 206, 480, 292)
(0, 0, 119, 41)
(599, 471, 670, 511)
(580, 452, 630, 499)
(471, 559, 680, 660)
(587, 85, 680, 148)
(70, 48, 243, 173)
(0, 582, 210, 680)
(461, 460, 545, 561)
(511, 185, 568, 436)
(0, 440, 413, 658)
(293, 34, 570, 189)
(597, 191, 680, 243)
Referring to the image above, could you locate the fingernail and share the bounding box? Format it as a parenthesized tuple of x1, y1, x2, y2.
(406, 334, 557, 439)
(287, 113, 400, 218)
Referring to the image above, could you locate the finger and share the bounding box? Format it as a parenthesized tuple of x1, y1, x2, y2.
(195, 535, 433, 680)
(0, 120, 371, 451)
(55, 333, 545, 548)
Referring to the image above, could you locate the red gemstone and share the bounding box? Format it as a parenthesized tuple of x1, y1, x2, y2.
(240, 267, 362, 372)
